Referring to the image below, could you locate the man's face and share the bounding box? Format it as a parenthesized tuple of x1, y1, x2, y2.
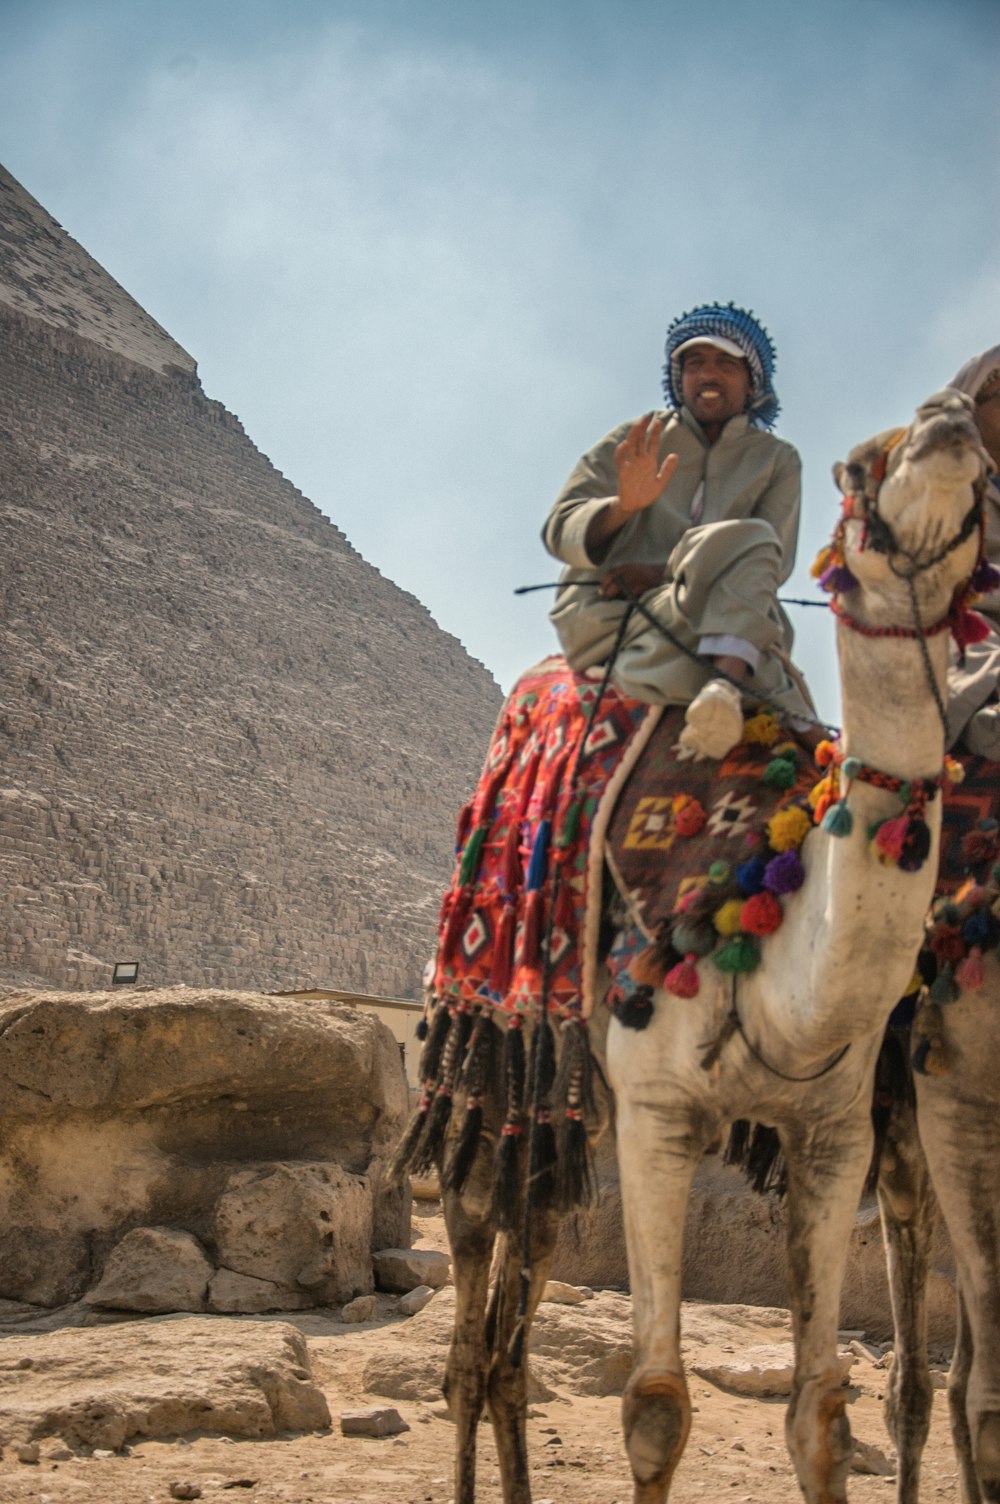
(680, 344, 753, 430)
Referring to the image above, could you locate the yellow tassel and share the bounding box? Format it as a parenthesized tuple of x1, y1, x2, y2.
(742, 712, 780, 747)
(766, 805, 812, 852)
(713, 899, 745, 936)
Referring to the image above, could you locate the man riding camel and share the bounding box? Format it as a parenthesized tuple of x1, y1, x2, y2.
(946, 343, 1000, 759)
(543, 302, 819, 757)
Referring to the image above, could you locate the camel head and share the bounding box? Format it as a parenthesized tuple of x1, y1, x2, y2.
(828, 389, 991, 623)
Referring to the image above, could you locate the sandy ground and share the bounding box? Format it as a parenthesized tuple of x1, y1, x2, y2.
(0, 1200, 962, 1504)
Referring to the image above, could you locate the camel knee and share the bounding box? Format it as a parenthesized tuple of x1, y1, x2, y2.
(622, 1370, 691, 1495)
(975, 1411, 1000, 1502)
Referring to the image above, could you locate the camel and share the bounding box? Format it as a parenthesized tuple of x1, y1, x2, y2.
(391, 387, 991, 1504)
(877, 929, 1000, 1502)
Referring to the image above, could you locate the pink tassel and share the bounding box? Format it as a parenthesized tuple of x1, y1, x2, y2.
(955, 947, 985, 992)
(873, 814, 908, 864)
(664, 953, 700, 998)
(951, 604, 992, 650)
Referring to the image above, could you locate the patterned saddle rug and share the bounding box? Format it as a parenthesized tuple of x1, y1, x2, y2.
(432, 655, 820, 1022)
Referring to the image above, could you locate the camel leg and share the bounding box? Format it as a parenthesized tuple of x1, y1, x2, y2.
(781, 1115, 871, 1504)
(482, 1207, 561, 1504)
(876, 1094, 936, 1504)
(919, 1079, 1000, 1504)
(949, 1289, 981, 1504)
(442, 1185, 496, 1504)
(611, 1079, 704, 1502)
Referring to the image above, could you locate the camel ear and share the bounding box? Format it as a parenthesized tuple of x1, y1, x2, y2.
(832, 460, 848, 494)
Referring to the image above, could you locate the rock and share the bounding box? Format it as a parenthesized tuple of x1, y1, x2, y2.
(207, 1269, 313, 1315)
(542, 1281, 585, 1305)
(0, 1319, 329, 1448)
(373, 1249, 450, 1293)
(692, 1344, 854, 1398)
(84, 1227, 213, 1313)
(340, 1407, 410, 1438)
(14, 1441, 40, 1463)
(851, 1439, 896, 1475)
(410, 1176, 441, 1202)
(849, 1338, 883, 1363)
(91, 1448, 116, 1459)
(170, 1485, 203, 1500)
(340, 1295, 378, 1323)
(398, 1285, 435, 1316)
(215, 1162, 374, 1306)
(550, 1136, 958, 1344)
(0, 991, 410, 1307)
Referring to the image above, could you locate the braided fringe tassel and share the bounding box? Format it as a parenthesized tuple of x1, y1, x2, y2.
(526, 1012, 558, 1214)
(553, 1016, 597, 1212)
(410, 1008, 472, 1178)
(441, 1009, 496, 1196)
(386, 1001, 453, 1184)
(491, 1019, 526, 1231)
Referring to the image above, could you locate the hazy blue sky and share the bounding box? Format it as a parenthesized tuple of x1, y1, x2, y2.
(2, 0, 997, 721)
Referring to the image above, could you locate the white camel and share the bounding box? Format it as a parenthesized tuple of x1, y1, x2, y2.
(394, 388, 990, 1504)
(877, 944, 1000, 1503)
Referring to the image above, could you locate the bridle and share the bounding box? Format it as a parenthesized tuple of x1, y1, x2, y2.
(815, 428, 989, 738)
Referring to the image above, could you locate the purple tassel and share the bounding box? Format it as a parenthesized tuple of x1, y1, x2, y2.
(763, 848, 805, 894)
(970, 558, 1000, 594)
(820, 562, 859, 594)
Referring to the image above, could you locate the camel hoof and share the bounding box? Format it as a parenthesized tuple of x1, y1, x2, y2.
(975, 1411, 1000, 1501)
(622, 1370, 691, 1495)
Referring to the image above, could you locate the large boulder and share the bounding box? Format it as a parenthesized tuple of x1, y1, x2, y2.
(0, 988, 410, 1308)
(0, 1319, 329, 1448)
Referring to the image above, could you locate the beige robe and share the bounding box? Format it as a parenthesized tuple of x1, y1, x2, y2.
(543, 406, 812, 718)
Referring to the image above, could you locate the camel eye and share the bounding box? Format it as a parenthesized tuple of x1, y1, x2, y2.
(845, 463, 866, 490)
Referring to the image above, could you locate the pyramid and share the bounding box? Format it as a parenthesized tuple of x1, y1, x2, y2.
(0, 165, 502, 996)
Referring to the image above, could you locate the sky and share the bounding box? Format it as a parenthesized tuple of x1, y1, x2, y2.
(1, 0, 997, 724)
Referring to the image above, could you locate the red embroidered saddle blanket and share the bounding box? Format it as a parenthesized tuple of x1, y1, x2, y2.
(433, 657, 658, 1019)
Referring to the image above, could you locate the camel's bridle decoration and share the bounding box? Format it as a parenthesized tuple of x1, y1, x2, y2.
(809, 432, 997, 871)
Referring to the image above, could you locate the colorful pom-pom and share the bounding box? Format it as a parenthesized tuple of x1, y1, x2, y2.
(944, 756, 965, 786)
(821, 799, 854, 837)
(708, 860, 731, 885)
(963, 908, 1000, 950)
(970, 557, 1000, 594)
(929, 965, 960, 1006)
(713, 935, 762, 974)
(742, 712, 780, 746)
(814, 739, 837, 768)
(740, 891, 783, 936)
(763, 756, 797, 789)
(766, 805, 812, 852)
(714, 899, 746, 936)
(820, 562, 859, 593)
(871, 815, 908, 865)
(955, 947, 985, 991)
(810, 543, 835, 580)
(664, 953, 700, 998)
(735, 857, 767, 895)
(673, 794, 707, 837)
(671, 919, 716, 957)
(764, 848, 806, 894)
(962, 829, 999, 866)
(840, 756, 861, 779)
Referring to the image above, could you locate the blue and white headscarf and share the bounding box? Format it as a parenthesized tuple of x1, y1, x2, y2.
(663, 303, 780, 430)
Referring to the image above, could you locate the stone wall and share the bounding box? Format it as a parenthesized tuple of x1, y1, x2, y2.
(0, 294, 502, 995)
